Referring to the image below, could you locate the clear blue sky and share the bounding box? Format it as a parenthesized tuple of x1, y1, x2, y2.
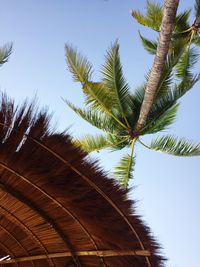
(0, 1, 200, 266)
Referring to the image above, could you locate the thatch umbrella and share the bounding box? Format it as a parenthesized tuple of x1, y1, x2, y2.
(0, 94, 164, 267)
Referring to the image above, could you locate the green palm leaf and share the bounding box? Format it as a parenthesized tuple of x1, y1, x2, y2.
(128, 85, 146, 127)
(83, 82, 116, 113)
(106, 134, 129, 151)
(64, 99, 124, 134)
(101, 42, 132, 127)
(65, 44, 93, 84)
(73, 134, 110, 153)
(193, 37, 200, 47)
(73, 134, 129, 153)
(195, 0, 200, 17)
(155, 40, 186, 98)
(175, 73, 200, 99)
(142, 72, 200, 134)
(174, 10, 191, 32)
(140, 39, 186, 103)
(149, 135, 200, 156)
(132, 2, 190, 33)
(176, 47, 199, 79)
(143, 103, 179, 134)
(131, 84, 145, 106)
(78, 81, 127, 129)
(131, 1, 163, 31)
(114, 153, 135, 188)
(139, 32, 157, 55)
(0, 43, 12, 67)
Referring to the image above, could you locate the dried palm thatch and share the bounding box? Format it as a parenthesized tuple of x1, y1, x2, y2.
(0, 93, 165, 267)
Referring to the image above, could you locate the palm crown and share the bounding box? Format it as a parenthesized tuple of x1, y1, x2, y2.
(64, 2, 200, 188)
(131, 0, 200, 50)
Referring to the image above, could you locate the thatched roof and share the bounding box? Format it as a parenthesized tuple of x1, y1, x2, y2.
(0, 94, 164, 267)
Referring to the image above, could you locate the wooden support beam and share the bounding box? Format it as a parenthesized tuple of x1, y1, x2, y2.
(0, 250, 151, 264)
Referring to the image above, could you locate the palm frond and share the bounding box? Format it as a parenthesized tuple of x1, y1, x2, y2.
(139, 32, 157, 55)
(131, 10, 150, 28)
(83, 82, 116, 112)
(145, 0, 163, 29)
(155, 39, 186, 98)
(72, 134, 109, 153)
(132, 85, 145, 105)
(193, 37, 200, 47)
(174, 10, 191, 32)
(131, 1, 163, 31)
(172, 30, 192, 45)
(176, 47, 199, 79)
(74, 133, 129, 153)
(65, 44, 93, 84)
(175, 73, 200, 98)
(153, 69, 172, 100)
(132, 5, 190, 34)
(142, 40, 185, 101)
(0, 43, 12, 67)
(64, 99, 124, 134)
(144, 66, 172, 102)
(128, 85, 146, 127)
(114, 153, 135, 188)
(149, 135, 200, 156)
(101, 42, 132, 127)
(195, 0, 200, 17)
(142, 72, 200, 134)
(142, 103, 179, 134)
(106, 134, 130, 151)
(82, 81, 128, 129)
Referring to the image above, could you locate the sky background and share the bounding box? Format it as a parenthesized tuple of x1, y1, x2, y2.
(0, 1, 200, 266)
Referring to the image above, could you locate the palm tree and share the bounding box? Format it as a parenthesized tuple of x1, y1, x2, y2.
(64, 1, 200, 188)
(64, 36, 200, 187)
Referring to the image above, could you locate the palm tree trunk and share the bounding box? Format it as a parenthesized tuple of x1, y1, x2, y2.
(135, 0, 180, 132)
